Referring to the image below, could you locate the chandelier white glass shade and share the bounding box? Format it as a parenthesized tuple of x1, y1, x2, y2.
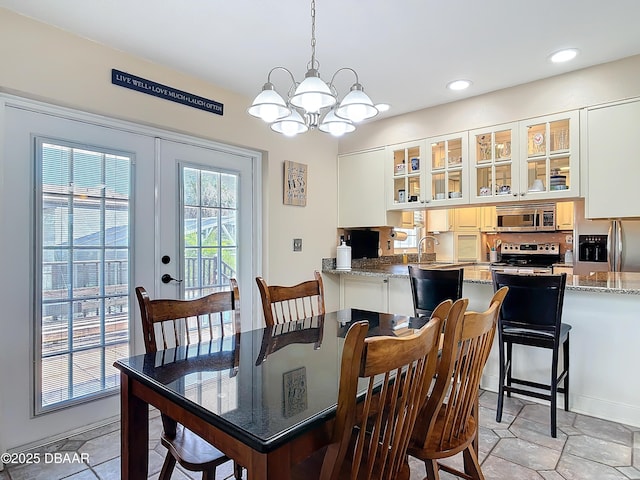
(247, 0, 382, 137)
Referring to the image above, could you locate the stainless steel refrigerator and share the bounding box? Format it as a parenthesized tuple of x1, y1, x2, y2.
(574, 201, 640, 274)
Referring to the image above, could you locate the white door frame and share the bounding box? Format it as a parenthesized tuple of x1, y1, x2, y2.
(0, 93, 262, 452)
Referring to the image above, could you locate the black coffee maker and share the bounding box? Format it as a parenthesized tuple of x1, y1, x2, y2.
(578, 235, 608, 263)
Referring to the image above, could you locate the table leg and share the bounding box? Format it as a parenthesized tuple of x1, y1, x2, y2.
(120, 373, 149, 480)
(247, 446, 291, 480)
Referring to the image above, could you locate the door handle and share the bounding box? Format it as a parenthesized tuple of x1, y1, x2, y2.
(161, 274, 183, 284)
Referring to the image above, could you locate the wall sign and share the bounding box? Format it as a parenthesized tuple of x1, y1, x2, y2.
(283, 160, 307, 206)
(111, 69, 223, 116)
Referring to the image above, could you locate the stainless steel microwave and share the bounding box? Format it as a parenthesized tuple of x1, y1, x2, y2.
(495, 204, 556, 232)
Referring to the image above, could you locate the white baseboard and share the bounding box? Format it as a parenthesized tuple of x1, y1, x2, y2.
(481, 374, 640, 428)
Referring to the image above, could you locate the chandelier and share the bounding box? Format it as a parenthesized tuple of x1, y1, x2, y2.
(247, 0, 384, 137)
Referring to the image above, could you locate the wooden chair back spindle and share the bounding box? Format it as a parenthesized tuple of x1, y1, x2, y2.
(256, 271, 325, 327)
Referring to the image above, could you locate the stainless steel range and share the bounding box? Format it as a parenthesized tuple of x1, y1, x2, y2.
(490, 242, 560, 274)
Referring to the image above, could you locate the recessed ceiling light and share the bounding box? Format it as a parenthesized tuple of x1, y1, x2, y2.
(550, 48, 579, 63)
(447, 80, 472, 91)
(375, 103, 390, 113)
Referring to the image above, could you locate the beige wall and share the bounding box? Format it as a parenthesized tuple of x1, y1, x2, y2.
(0, 8, 342, 452)
(339, 54, 640, 154)
(0, 8, 339, 286)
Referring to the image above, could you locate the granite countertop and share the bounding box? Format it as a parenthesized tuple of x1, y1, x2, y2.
(323, 263, 640, 295)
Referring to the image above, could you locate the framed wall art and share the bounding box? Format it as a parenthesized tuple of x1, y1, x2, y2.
(283, 160, 307, 206)
(283, 366, 307, 418)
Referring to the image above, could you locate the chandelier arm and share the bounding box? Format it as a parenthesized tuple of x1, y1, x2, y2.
(328, 67, 360, 91)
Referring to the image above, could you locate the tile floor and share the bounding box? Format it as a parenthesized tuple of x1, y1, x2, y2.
(1, 390, 639, 480)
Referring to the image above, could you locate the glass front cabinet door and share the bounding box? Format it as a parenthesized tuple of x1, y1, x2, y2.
(518, 110, 579, 200)
(388, 140, 428, 210)
(427, 132, 469, 206)
(469, 122, 519, 204)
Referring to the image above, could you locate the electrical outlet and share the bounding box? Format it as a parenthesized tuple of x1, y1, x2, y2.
(565, 235, 573, 244)
(293, 238, 302, 252)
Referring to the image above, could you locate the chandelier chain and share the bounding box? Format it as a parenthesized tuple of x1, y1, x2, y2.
(310, 0, 317, 69)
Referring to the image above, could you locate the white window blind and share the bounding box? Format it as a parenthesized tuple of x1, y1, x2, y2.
(36, 139, 131, 412)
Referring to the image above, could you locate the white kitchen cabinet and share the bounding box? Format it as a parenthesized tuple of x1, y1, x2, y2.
(427, 132, 470, 207)
(480, 206, 497, 232)
(388, 140, 429, 210)
(556, 201, 574, 231)
(340, 275, 413, 316)
(585, 99, 640, 218)
(517, 110, 580, 200)
(338, 149, 401, 227)
(453, 207, 480, 231)
(454, 232, 481, 262)
(340, 275, 389, 312)
(469, 122, 520, 204)
(426, 209, 452, 233)
(388, 277, 414, 317)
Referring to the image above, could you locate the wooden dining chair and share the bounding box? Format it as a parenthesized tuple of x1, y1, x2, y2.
(256, 270, 325, 326)
(408, 266, 464, 318)
(290, 313, 444, 480)
(407, 287, 508, 480)
(135, 281, 243, 480)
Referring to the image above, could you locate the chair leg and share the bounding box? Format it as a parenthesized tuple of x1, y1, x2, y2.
(564, 335, 570, 411)
(496, 337, 506, 423)
(424, 459, 441, 480)
(506, 342, 513, 398)
(462, 445, 485, 480)
(158, 454, 176, 480)
(202, 468, 216, 480)
(234, 461, 243, 479)
(551, 346, 560, 438)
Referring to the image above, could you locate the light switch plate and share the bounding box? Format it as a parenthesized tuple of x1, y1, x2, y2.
(566, 235, 573, 244)
(293, 238, 302, 252)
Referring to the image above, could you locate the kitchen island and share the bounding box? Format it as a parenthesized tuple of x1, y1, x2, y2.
(323, 262, 640, 429)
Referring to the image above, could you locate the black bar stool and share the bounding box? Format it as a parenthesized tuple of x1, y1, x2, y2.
(408, 266, 463, 318)
(491, 272, 570, 437)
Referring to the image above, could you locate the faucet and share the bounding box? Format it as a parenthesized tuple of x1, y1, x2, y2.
(417, 235, 440, 263)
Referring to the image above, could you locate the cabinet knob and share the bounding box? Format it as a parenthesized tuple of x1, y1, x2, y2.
(383, 279, 388, 283)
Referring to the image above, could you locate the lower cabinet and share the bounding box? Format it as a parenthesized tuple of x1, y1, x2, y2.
(340, 275, 414, 316)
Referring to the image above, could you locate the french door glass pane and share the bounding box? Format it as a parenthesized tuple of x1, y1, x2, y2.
(37, 139, 131, 412)
(182, 166, 238, 300)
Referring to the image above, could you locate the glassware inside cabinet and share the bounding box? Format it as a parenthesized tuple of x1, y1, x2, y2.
(448, 170, 462, 199)
(550, 119, 570, 151)
(495, 164, 512, 194)
(476, 133, 492, 163)
(447, 138, 462, 166)
(407, 145, 421, 173)
(527, 124, 546, 156)
(495, 130, 512, 160)
(527, 160, 547, 191)
(550, 158, 570, 191)
(431, 141, 445, 169)
(393, 149, 406, 175)
(477, 166, 493, 197)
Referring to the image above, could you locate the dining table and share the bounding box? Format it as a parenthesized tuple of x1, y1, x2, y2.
(114, 308, 429, 480)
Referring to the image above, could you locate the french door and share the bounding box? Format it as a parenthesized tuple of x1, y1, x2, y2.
(0, 98, 259, 450)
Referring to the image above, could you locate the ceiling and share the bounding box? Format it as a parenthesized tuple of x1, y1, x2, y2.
(3, 0, 640, 120)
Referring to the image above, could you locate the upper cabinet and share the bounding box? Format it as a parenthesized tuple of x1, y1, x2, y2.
(585, 99, 640, 219)
(467, 112, 580, 205)
(556, 201, 574, 230)
(427, 132, 469, 207)
(338, 149, 401, 228)
(469, 122, 520, 204)
(518, 111, 580, 201)
(388, 140, 428, 210)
